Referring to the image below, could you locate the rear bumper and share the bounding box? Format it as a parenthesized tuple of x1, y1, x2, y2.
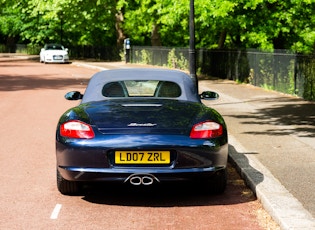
(56, 134, 228, 183)
(58, 165, 226, 183)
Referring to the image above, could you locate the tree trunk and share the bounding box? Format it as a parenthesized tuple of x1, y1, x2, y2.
(151, 24, 162, 46)
(115, 11, 125, 47)
(6, 36, 16, 53)
(218, 30, 226, 49)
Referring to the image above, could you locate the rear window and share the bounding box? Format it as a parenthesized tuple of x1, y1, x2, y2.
(102, 80, 181, 98)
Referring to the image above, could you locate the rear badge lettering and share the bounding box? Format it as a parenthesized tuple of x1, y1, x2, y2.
(128, 123, 157, 127)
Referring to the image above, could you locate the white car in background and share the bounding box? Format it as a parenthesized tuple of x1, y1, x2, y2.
(40, 44, 69, 63)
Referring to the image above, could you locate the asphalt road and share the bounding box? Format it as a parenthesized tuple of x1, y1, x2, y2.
(0, 57, 279, 229)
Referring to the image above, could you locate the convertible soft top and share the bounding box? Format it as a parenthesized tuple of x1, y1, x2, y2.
(81, 68, 199, 103)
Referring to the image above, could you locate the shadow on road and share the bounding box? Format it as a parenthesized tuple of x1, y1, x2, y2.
(224, 97, 315, 138)
(228, 145, 264, 195)
(0, 59, 89, 91)
(79, 146, 263, 208)
(0, 74, 89, 91)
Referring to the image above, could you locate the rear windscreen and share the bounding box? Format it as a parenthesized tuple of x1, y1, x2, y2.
(102, 80, 181, 98)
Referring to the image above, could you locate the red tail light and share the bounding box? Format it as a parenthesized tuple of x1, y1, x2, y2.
(60, 120, 95, 139)
(190, 121, 223, 139)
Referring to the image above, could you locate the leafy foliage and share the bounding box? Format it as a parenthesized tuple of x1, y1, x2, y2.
(1, 0, 315, 53)
(1, 0, 117, 46)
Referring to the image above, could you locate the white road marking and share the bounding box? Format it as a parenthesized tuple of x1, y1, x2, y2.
(50, 204, 62, 219)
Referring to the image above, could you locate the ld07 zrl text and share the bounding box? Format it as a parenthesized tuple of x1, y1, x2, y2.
(116, 151, 170, 164)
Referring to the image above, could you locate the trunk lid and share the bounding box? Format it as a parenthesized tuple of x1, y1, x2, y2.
(82, 99, 204, 135)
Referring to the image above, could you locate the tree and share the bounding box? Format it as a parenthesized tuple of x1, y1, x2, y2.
(1, 0, 315, 53)
(0, 0, 23, 47)
(194, 0, 238, 49)
(11, 0, 117, 46)
(117, 0, 163, 46)
(58, 0, 117, 46)
(215, 0, 315, 52)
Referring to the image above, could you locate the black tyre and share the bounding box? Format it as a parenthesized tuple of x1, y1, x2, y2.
(213, 168, 227, 194)
(57, 169, 79, 195)
(203, 168, 227, 194)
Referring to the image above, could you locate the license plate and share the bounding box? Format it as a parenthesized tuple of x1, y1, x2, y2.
(54, 56, 63, 60)
(115, 151, 170, 164)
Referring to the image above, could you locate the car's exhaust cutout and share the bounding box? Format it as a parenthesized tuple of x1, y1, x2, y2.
(124, 174, 160, 186)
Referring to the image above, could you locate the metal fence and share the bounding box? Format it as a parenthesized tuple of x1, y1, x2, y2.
(0, 44, 41, 54)
(1, 43, 314, 100)
(67, 45, 121, 61)
(131, 46, 315, 101)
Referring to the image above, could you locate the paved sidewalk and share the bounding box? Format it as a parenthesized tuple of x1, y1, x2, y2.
(73, 60, 315, 229)
(199, 80, 315, 229)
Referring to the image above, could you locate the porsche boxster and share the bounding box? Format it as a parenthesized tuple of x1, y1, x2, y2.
(56, 68, 228, 195)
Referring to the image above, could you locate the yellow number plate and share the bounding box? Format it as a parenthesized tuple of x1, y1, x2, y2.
(115, 151, 170, 164)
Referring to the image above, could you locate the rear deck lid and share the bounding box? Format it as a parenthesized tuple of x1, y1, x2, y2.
(83, 99, 203, 135)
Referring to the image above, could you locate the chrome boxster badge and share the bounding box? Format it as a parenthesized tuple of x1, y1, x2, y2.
(127, 123, 157, 127)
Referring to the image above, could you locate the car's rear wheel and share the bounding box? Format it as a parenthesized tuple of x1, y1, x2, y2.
(57, 169, 80, 195)
(203, 168, 227, 194)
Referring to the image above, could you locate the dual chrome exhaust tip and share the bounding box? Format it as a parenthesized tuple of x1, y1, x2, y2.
(124, 173, 160, 186)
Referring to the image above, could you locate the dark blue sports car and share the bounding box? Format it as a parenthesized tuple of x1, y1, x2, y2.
(56, 68, 228, 195)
